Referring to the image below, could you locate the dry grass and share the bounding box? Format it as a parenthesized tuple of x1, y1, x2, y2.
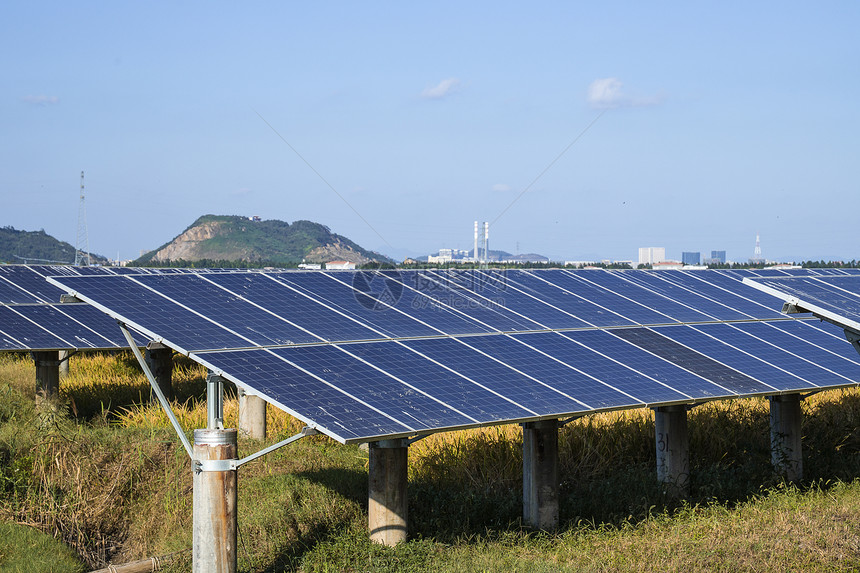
(4, 351, 860, 571)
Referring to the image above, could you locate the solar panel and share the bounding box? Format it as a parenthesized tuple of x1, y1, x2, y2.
(744, 275, 860, 333)
(43, 269, 860, 443)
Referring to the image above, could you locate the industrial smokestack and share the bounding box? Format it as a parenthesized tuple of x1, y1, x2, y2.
(474, 221, 478, 263)
(484, 222, 489, 263)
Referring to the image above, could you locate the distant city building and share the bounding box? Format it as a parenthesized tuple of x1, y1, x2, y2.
(429, 248, 472, 264)
(638, 247, 666, 266)
(325, 261, 356, 270)
(681, 251, 701, 266)
(710, 250, 726, 264)
(298, 263, 322, 270)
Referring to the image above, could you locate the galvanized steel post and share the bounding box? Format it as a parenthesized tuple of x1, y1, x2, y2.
(193, 428, 238, 573)
(368, 439, 408, 545)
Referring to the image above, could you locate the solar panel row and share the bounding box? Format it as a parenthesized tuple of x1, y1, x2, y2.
(745, 275, 860, 334)
(0, 265, 238, 351)
(48, 268, 860, 443)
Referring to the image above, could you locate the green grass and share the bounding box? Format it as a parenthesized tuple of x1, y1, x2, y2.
(3, 352, 860, 571)
(0, 521, 85, 572)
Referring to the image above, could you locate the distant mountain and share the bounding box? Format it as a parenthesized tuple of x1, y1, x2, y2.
(133, 215, 391, 266)
(0, 226, 107, 265)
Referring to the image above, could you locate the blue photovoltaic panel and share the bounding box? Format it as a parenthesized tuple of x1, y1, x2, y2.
(501, 270, 657, 327)
(378, 270, 550, 332)
(273, 272, 499, 337)
(744, 275, 860, 333)
(616, 272, 765, 321)
(46, 269, 860, 444)
(0, 305, 80, 349)
(0, 303, 142, 351)
(202, 272, 398, 341)
(448, 333, 636, 410)
(554, 329, 733, 400)
(401, 336, 586, 416)
(268, 344, 477, 432)
(195, 348, 413, 442)
(333, 340, 539, 423)
(0, 266, 67, 303)
(651, 323, 819, 393)
(128, 274, 325, 346)
(405, 269, 599, 330)
(727, 321, 860, 386)
(645, 271, 787, 320)
(46, 274, 253, 352)
(609, 326, 774, 395)
(481, 270, 641, 328)
(561, 271, 716, 324)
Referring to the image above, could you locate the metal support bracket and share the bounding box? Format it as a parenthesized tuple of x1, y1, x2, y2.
(120, 323, 195, 460)
(844, 328, 860, 357)
(558, 415, 583, 427)
(58, 350, 78, 365)
(193, 426, 320, 473)
(404, 434, 427, 446)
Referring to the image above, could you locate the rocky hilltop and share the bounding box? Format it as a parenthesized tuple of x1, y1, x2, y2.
(134, 215, 387, 266)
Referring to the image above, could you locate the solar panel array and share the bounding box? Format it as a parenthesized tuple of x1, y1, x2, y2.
(0, 265, 190, 351)
(744, 274, 860, 333)
(48, 267, 860, 443)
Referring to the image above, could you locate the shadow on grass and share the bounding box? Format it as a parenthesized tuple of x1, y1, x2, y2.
(249, 394, 860, 572)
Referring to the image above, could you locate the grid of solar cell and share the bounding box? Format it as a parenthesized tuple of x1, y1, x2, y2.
(744, 275, 860, 332)
(0, 303, 136, 350)
(47, 269, 860, 444)
(0, 265, 185, 351)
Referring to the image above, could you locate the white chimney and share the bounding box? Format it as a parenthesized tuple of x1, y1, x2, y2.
(474, 221, 478, 262)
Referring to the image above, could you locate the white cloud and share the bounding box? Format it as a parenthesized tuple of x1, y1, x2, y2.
(587, 78, 664, 109)
(22, 95, 59, 106)
(492, 183, 512, 192)
(420, 78, 461, 100)
(232, 187, 252, 196)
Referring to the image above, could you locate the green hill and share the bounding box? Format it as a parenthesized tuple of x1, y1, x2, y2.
(0, 226, 107, 265)
(133, 215, 390, 266)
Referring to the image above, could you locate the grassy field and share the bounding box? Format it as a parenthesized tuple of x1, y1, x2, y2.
(1, 351, 860, 571)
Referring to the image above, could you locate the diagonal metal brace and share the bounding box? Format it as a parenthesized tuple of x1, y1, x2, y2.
(119, 322, 194, 460)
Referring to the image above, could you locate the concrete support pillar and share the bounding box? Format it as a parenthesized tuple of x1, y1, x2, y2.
(769, 393, 803, 481)
(238, 387, 267, 440)
(193, 428, 238, 573)
(58, 350, 70, 378)
(33, 351, 60, 403)
(654, 405, 690, 498)
(368, 439, 408, 545)
(522, 419, 559, 530)
(145, 344, 174, 403)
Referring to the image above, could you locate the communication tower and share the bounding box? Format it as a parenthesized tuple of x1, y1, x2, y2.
(749, 233, 766, 265)
(75, 171, 91, 267)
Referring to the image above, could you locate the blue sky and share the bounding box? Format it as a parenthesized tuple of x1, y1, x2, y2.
(3, 2, 858, 263)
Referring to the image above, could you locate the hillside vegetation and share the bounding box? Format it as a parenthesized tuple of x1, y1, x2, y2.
(134, 215, 389, 266)
(0, 226, 106, 265)
(2, 352, 860, 571)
